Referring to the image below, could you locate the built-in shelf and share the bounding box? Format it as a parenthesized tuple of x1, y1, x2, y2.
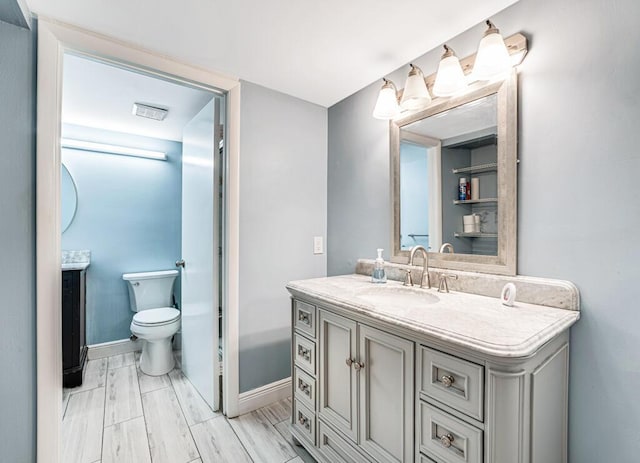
(454, 232, 498, 238)
(452, 162, 498, 175)
(453, 198, 498, 205)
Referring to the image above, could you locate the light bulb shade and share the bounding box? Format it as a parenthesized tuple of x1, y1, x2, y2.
(373, 80, 400, 119)
(432, 50, 467, 97)
(400, 65, 431, 110)
(473, 27, 512, 81)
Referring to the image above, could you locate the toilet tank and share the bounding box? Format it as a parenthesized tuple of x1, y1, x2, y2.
(122, 270, 179, 312)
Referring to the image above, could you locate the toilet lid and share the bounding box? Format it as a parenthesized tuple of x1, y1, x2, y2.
(133, 307, 180, 326)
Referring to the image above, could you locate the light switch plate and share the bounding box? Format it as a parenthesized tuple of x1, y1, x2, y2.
(313, 236, 323, 254)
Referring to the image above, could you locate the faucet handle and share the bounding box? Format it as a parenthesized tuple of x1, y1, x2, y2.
(438, 273, 458, 293)
(403, 269, 413, 287)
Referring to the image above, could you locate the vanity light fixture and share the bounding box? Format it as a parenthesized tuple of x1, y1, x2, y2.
(473, 20, 512, 81)
(372, 78, 401, 120)
(371, 20, 528, 119)
(432, 45, 468, 98)
(61, 138, 168, 161)
(400, 64, 431, 110)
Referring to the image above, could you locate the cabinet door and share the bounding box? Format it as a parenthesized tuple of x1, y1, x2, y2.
(358, 324, 414, 463)
(319, 310, 358, 443)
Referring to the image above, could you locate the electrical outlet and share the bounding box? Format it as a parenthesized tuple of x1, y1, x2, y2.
(313, 236, 323, 254)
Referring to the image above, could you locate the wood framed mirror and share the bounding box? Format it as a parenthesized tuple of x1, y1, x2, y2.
(390, 70, 517, 275)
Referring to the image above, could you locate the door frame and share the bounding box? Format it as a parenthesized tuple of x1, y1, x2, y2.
(36, 18, 242, 462)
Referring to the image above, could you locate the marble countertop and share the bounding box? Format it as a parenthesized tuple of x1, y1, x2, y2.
(286, 274, 580, 358)
(62, 262, 90, 271)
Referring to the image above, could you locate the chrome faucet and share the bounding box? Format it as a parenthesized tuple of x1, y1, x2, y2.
(439, 243, 454, 254)
(404, 245, 431, 289)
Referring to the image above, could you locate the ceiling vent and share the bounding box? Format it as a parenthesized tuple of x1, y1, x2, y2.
(132, 103, 168, 121)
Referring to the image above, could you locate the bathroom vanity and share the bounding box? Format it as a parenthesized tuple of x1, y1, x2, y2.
(62, 266, 88, 387)
(287, 271, 579, 463)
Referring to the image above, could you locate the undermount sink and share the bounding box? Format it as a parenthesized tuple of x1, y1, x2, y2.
(355, 284, 440, 308)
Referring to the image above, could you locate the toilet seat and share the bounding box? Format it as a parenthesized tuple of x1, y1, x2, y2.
(133, 307, 180, 327)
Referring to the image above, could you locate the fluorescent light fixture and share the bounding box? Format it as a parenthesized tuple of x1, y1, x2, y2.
(61, 138, 167, 161)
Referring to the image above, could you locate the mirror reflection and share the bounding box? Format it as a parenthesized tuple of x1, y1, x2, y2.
(399, 93, 498, 256)
(61, 163, 78, 233)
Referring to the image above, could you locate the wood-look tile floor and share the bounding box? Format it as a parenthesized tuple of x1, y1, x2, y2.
(62, 352, 315, 463)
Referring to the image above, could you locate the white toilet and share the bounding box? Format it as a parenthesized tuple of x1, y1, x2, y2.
(123, 270, 180, 376)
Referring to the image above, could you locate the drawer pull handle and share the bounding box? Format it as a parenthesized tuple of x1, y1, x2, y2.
(298, 311, 310, 325)
(346, 358, 354, 367)
(441, 375, 455, 388)
(298, 345, 311, 361)
(354, 361, 365, 371)
(298, 379, 310, 395)
(298, 414, 310, 430)
(440, 433, 454, 448)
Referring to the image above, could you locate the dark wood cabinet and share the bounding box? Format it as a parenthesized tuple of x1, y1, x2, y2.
(62, 269, 87, 388)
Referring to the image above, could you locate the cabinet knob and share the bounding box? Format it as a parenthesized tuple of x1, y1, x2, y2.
(441, 375, 455, 388)
(298, 345, 311, 361)
(175, 259, 186, 268)
(354, 361, 365, 371)
(440, 433, 454, 448)
(345, 358, 353, 367)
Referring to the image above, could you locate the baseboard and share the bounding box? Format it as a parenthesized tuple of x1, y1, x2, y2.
(237, 377, 291, 415)
(87, 338, 142, 360)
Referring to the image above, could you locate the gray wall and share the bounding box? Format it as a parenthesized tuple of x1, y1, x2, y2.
(0, 17, 36, 463)
(61, 124, 182, 345)
(327, 0, 640, 460)
(239, 81, 327, 392)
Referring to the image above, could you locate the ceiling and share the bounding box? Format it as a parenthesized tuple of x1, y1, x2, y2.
(62, 54, 213, 141)
(27, 0, 518, 107)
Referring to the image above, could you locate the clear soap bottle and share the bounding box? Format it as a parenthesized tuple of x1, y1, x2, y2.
(371, 248, 387, 284)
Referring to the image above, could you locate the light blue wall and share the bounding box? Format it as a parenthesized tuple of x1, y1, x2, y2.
(0, 16, 36, 463)
(399, 142, 429, 249)
(239, 81, 327, 393)
(61, 124, 182, 344)
(327, 0, 640, 460)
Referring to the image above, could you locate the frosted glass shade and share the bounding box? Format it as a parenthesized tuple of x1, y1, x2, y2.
(400, 65, 431, 110)
(373, 80, 400, 120)
(432, 52, 467, 97)
(473, 28, 512, 81)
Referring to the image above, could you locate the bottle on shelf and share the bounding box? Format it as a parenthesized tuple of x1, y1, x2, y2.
(471, 177, 480, 200)
(458, 177, 467, 201)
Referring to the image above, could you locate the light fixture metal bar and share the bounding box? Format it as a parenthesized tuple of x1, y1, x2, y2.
(61, 138, 167, 161)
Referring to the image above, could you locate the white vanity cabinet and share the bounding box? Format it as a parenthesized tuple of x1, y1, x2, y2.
(289, 282, 575, 463)
(317, 309, 414, 463)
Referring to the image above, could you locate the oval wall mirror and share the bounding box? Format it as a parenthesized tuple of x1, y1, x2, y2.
(61, 163, 78, 233)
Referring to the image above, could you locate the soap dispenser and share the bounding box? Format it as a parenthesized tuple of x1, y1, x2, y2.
(371, 248, 387, 284)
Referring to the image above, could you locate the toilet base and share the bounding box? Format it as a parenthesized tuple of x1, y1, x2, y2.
(139, 338, 175, 376)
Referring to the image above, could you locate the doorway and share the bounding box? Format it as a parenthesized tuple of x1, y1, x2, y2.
(36, 19, 241, 462)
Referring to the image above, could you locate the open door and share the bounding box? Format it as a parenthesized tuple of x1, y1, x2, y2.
(180, 98, 222, 410)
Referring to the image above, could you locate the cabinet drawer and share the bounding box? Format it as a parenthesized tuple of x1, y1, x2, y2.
(294, 299, 316, 338)
(419, 402, 483, 463)
(293, 399, 316, 446)
(294, 333, 316, 376)
(419, 454, 438, 463)
(294, 366, 316, 411)
(419, 346, 484, 421)
(318, 420, 368, 463)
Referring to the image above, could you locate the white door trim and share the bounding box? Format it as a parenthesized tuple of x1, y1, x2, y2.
(36, 18, 242, 463)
